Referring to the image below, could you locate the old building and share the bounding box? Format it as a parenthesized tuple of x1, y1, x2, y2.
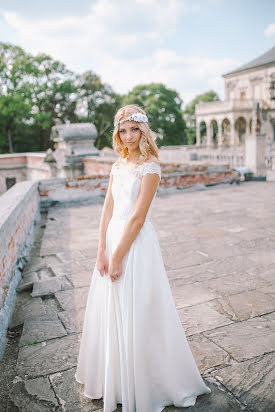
(195, 46, 275, 148)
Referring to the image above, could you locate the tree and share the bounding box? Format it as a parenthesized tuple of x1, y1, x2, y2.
(75, 71, 122, 149)
(183, 90, 219, 145)
(123, 83, 186, 146)
(0, 95, 31, 153)
(0, 42, 77, 152)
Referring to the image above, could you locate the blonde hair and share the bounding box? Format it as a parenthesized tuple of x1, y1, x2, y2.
(112, 104, 159, 166)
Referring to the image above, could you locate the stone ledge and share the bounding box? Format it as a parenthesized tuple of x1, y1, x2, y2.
(0, 181, 40, 359)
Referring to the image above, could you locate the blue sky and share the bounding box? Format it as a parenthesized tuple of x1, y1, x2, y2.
(0, 0, 274, 105)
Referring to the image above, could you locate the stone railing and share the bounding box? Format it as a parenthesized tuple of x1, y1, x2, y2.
(195, 99, 265, 116)
(0, 181, 40, 358)
(159, 145, 245, 168)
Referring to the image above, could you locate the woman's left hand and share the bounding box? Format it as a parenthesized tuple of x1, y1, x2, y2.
(108, 255, 122, 282)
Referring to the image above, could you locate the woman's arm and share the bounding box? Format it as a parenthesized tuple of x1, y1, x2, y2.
(108, 171, 160, 281)
(96, 173, 114, 275)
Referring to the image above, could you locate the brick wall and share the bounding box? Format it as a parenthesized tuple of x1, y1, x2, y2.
(0, 181, 40, 358)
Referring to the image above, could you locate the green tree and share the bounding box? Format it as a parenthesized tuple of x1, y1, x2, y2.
(123, 83, 186, 146)
(0, 42, 77, 152)
(183, 90, 219, 145)
(75, 71, 122, 149)
(0, 95, 31, 153)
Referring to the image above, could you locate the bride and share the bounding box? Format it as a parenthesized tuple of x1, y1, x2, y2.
(75, 104, 211, 412)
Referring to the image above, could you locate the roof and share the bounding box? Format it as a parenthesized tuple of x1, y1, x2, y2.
(223, 45, 275, 77)
(51, 123, 98, 141)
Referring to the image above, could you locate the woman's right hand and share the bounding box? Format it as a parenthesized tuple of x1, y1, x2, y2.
(96, 250, 109, 277)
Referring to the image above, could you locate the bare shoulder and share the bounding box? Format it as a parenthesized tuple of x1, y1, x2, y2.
(145, 156, 160, 165)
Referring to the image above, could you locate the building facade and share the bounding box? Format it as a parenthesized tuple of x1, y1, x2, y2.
(195, 46, 275, 149)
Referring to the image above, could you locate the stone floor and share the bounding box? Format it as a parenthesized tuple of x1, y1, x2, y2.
(1, 181, 275, 411)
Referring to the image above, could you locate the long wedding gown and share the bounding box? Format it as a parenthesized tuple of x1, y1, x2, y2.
(75, 159, 211, 412)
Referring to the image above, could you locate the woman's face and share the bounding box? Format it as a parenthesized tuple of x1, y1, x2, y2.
(119, 121, 141, 152)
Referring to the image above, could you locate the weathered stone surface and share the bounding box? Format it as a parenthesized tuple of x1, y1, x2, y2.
(58, 307, 86, 334)
(69, 271, 93, 288)
(164, 380, 246, 412)
(50, 367, 103, 411)
(20, 315, 67, 346)
(55, 287, 90, 311)
(16, 272, 39, 292)
(164, 249, 209, 270)
(178, 302, 232, 336)
(212, 289, 275, 321)
(8, 377, 58, 411)
(247, 265, 275, 284)
(4, 182, 275, 412)
(200, 271, 270, 297)
(188, 334, 230, 374)
(171, 280, 218, 308)
(9, 297, 46, 329)
(17, 334, 80, 378)
(212, 353, 275, 412)
(204, 317, 275, 361)
(32, 276, 72, 297)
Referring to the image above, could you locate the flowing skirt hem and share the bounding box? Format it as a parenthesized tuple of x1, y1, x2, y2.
(75, 373, 211, 411)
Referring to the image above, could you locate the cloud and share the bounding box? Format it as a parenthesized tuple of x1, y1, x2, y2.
(264, 23, 275, 37)
(0, 0, 237, 104)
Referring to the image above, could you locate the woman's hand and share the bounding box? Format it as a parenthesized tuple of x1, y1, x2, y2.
(96, 249, 109, 277)
(108, 255, 122, 282)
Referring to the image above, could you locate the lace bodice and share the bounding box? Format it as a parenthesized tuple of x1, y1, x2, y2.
(110, 161, 161, 222)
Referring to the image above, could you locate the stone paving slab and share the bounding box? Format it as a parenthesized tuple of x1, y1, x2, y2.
(31, 276, 73, 298)
(178, 301, 233, 336)
(212, 353, 275, 412)
(19, 315, 67, 347)
(204, 316, 275, 361)
(17, 334, 81, 379)
(211, 289, 275, 321)
(3, 181, 275, 411)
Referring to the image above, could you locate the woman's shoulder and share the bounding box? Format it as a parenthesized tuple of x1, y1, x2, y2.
(144, 156, 160, 165)
(142, 156, 161, 178)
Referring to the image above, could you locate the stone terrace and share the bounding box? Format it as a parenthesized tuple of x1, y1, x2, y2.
(1, 181, 275, 411)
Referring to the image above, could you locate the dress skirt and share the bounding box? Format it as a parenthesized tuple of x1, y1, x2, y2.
(75, 214, 211, 412)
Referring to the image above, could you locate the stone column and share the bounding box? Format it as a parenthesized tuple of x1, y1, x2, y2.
(230, 118, 235, 147)
(206, 122, 212, 148)
(196, 120, 201, 146)
(217, 120, 223, 148)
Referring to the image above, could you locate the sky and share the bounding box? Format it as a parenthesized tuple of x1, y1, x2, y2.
(0, 0, 274, 106)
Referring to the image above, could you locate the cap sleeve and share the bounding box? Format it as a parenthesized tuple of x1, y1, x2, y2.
(142, 162, 161, 180)
(110, 161, 117, 176)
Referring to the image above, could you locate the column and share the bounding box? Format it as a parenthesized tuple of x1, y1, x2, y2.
(196, 120, 201, 146)
(206, 122, 212, 147)
(217, 120, 223, 148)
(230, 118, 235, 147)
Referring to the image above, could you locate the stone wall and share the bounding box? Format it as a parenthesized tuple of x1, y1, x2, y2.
(39, 160, 239, 209)
(0, 181, 40, 358)
(0, 153, 51, 195)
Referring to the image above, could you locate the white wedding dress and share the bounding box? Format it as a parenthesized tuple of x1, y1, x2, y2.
(75, 159, 211, 412)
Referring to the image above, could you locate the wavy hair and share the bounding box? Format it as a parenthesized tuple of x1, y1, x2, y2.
(112, 104, 159, 166)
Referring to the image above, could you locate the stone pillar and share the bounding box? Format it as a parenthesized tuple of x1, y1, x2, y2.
(206, 122, 212, 147)
(217, 120, 223, 148)
(245, 105, 266, 177)
(230, 119, 235, 147)
(196, 120, 201, 146)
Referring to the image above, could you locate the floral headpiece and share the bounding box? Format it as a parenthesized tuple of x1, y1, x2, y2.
(114, 112, 148, 127)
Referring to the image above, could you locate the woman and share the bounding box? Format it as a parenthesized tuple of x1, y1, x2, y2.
(75, 104, 211, 411)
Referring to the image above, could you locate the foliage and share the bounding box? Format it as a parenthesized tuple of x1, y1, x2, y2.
(0, 42, 121, 153)
(183, 90, 219, 145)
(75, 71, 122, 149)
(123, 83, 186, 146)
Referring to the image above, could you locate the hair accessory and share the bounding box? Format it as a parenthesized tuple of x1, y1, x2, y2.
(114, 113, 148, 127)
